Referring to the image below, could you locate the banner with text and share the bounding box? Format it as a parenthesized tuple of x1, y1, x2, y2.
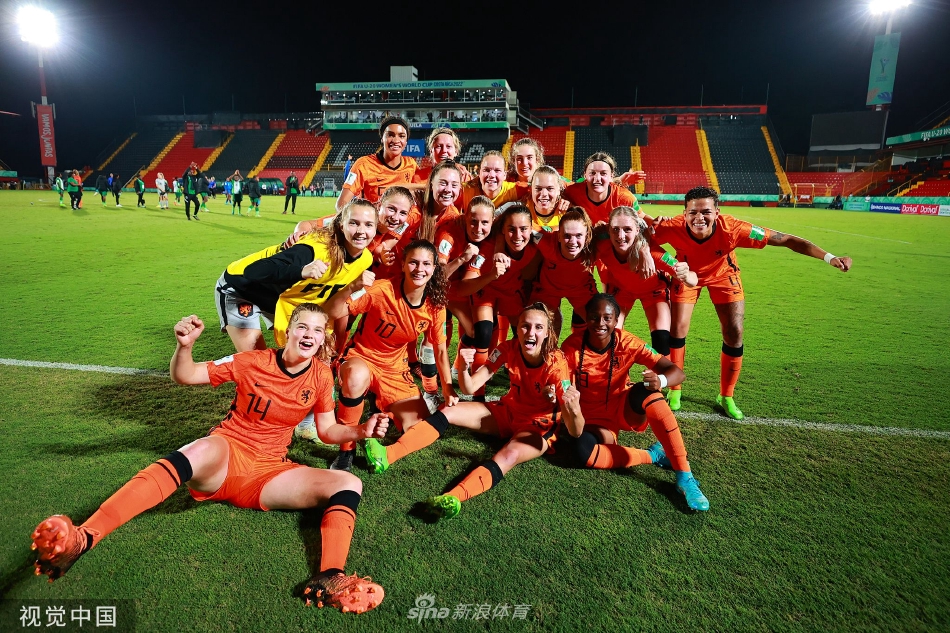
(35, 104, 57, 166)
(867, 33, 900, 106)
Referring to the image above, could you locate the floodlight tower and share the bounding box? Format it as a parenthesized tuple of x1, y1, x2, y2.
(17, 5, 59, 185)
(869, 0, 910, 34)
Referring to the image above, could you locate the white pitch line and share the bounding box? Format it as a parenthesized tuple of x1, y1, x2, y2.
(3, 357, 948, 440)
(0, 358, 167, 377)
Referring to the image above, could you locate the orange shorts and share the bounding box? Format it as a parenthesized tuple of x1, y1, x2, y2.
(672, 273, 744, 304)
(189, 432, 305, 511)
(473, 286, 530, 320)
(607, 279, 670, 312)
(581, 402, 649, 436)
(341, 349, 419, 411)
(486, 402, 558, 439)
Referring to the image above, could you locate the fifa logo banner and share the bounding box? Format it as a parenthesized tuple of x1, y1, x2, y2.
(35, 104, 57, 166)
(867, 33, 900, 106)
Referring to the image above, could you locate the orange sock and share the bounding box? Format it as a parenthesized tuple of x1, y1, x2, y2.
(445, 460, 503, 502)
(82, 453, 191, 547)
(386, 420, 442, 464)
(319, 490, 360, 573)
(585, 444, 653, 469)
(669, 340, 686, 392)
(643, 393, 689, 472)
(720, 345, 743, 397)
(337, 394, 364, 453)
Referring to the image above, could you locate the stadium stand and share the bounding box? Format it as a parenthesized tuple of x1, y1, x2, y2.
(570, 126, 632, 178)
(510, 127, 569, 172)
(704, 124, 779, 194)
(900, 177, 950, 197)
(638, 126, 709, 194)
(257, 131, 328, 187)
(204, 129, 280, 181)
(326, 141, 378, 169)
(142, 132, 215, 187)
(87, 130, 176, 188)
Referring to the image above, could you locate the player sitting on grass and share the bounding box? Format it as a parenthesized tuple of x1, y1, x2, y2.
(364, 302, 576, 522)
(560, 294, 708, 511)
(652, 186, 853, 420)
(31, 305, 389, 613)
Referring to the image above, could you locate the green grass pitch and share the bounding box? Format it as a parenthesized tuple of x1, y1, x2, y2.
(0, 190, 948, 631)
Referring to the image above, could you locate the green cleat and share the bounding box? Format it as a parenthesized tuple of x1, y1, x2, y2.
(667, 389, 682, 411)
(425, 495, 461, 521)
(676, 473, 710, 511)
(364, 438, 389, 474)
(715, 395, 744, 420)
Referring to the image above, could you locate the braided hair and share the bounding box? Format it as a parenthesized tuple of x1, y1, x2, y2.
(576, 293, 622, 407)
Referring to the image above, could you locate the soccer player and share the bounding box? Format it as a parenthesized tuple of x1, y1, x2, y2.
(458, 151, 520, 210)
(173, 177, 182, 206)
(54, 172, 65, 207)
(155, 172, 169, 209)
(364, 303, 574, 522)
(246, 175, 262, 217)
(228, 170, 244, 216)
(409, 127, 471, 199)
(323, 240, 457, 472)
(95, 173, 109, 207)
(182, 164, 202, 220)
(31, 305, 389, 613)
(66, 170, 81, 210)
(508, 137, 544, 200)
(367, 186, 418, 281)
(559, 294, 709, 511)
(653, 186, 853, 419)
(134, 174, 146, 208)
(527, 165, 569, 232)
(196, 172, 211, 216)
(595, 206, 697, 356)
(562, 152, 646, 226)
(224, 178, 232, 206)
(336, 116, 416, 212)
(111, 173, 123, 207)
(284, 171, 299, 214)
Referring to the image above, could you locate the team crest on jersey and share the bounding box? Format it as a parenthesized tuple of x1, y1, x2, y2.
(750, 225, 766, 241)
(416, 320, 430, 332)
(213, 355, 234, 366)
(298, 388, 314, 405)
(488, 348, 501, 363)
(237, 302, 254, 318)
(438, 240, 452, 256)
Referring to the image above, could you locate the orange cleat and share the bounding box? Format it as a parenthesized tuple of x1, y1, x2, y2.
(302, 572, 385, 614)
(31, 515, 94, 581)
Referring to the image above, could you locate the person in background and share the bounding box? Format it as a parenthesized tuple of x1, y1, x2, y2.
(284, 171, 300, 215)
(66, 170, 81, 210)
(182, 164, 202, 220)
(173, 177, 182, 206)
(208, 175, 217, 199)
(111, 173, 123, 208)
(155, 172, 169, 210)
(95, 173, 110, 207)
(54, 172, 65, 207)
(135, 174, 147, 208)
(246, 175, 263, 217)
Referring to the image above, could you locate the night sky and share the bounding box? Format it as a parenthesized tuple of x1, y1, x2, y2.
(1, 0, 949, 177)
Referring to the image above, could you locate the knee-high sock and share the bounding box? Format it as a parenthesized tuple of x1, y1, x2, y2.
(669, 337, 686, 391)
(571, 431, 651, 469)
(337, 394, 364, 452)
(445, 459, 503, 502)
(82, 451, 192, 548)
(386, 411, 449, 464)
(319, 490, 360, 574)
(643, 392, 690, 472)
(720, 344, 743, 397)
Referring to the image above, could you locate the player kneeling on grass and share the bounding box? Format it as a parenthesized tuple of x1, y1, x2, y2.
(364, 302, 576, 522)
(559, 294, 708, 511)
(31, 304, 388, 614)
(652, 186, 853, 421)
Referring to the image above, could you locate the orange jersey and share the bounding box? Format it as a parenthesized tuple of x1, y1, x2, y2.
(593, 237, 675, 294)
(346, 278, 446, 367)
(485, 338, 570, 422)
(467, 239, 539, 295)
(561, 329, 662, 417)
(206, 349, 335, 459)
(651, 214, 770, 282)
(562, 182, 637, 226)
(342, 152, 417, 204)
(459, 180, 519, 210)
(535, 231, 596, 297)
(369, 208, 422, 281)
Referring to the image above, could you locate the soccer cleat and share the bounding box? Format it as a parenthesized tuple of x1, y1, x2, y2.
(193, 213, 200, 220)
(364, 438, 389, 474)
(293, 418, 324, 444)
(421, 390, 443, 414)
(424, 494, 461, 521)
(667, 390, 682, 411)
(715, 395, 744, 420)
(31, 515, 93, 581)
(645, 441, 666, 466)
(329, 449, 355, 472)
(676, 473, 710, 511)
(115, 204, 122, 208)
(302, 571, 384, 613)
